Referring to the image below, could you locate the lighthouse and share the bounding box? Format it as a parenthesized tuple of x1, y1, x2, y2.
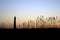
(14, 16, 16, 29)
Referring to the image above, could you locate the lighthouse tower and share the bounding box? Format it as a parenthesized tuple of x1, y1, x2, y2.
(14, 16, 16, 29)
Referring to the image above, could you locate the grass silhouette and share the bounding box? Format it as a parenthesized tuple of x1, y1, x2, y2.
(0, 16, 60, 29)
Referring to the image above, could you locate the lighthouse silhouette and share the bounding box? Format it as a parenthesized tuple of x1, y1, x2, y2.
(14, 16, 16, 29)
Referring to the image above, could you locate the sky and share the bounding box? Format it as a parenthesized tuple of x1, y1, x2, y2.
(0, 0, 60, 24)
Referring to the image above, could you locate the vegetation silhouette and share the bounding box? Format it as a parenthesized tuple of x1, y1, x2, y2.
(0, 16, 60, 29)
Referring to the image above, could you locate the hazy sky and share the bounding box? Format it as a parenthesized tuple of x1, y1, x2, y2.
(0, 0, 60, 23)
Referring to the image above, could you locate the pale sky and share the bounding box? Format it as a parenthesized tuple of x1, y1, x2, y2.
(0, 0, 60, 23)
